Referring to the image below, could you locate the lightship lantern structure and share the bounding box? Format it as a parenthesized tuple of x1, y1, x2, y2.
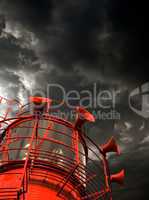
(0, 96, 125, 200)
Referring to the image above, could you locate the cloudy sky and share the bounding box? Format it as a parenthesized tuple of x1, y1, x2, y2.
(0, 0, 149, 199)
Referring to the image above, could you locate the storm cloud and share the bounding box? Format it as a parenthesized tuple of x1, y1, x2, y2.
(0, 1, 149, 199)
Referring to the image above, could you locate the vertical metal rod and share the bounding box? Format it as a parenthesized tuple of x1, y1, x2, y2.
(19, 118, 39, 193)
(102, 155, 113, 200)
(73, 130, 80, 165)
(36, 121, 53, 149)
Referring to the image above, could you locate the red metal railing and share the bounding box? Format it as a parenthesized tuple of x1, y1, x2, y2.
(0, 96, 124, 200)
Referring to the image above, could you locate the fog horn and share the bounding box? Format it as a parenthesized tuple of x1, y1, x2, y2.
(75, 107, 95, 130)
(100, 137, 121, 155)
(110, 169, 125, 185)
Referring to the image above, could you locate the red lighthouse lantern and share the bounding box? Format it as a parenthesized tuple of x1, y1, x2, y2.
(0, 96, 124, 199)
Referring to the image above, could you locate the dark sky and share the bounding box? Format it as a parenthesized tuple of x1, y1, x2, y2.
(0, 0, 149, 199)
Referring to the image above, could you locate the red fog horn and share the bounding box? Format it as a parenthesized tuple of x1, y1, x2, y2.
(29, 96, 52, 104)
(75, 107, 95, 129)
(29, 96, 52, 113)
(100, 137, 121, 156)
(110, 169, 125, 185)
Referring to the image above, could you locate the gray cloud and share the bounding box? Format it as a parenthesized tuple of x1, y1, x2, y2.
(0, 1, 149, 199)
